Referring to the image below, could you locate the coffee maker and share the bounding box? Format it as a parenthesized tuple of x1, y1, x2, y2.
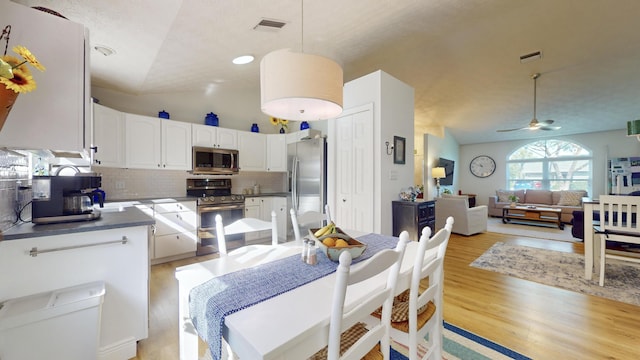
(31, 175, 104, 224)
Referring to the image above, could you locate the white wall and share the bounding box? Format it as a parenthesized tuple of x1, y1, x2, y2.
(424, 128, 459, 199)
(458, 130, 640, 206)
(341, 70, 415, 235)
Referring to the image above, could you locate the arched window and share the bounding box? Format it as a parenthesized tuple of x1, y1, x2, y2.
(507, 139, 592, 193)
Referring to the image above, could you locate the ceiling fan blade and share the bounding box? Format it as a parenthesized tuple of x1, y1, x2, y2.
(540, 119, 555, 125)
(496, 126, 528, 132)
(539, 125, 561, 131)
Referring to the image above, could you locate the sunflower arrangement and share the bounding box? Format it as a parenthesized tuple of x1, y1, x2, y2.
(0, 26, 46, 94)
(269, 117, 289, 133)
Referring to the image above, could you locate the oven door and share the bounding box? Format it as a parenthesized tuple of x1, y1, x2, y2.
(197, 203, 244, 255)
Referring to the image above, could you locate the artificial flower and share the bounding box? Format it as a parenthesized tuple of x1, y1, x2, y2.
(269, 117, 288, 129)
(0, 44, 45, 94)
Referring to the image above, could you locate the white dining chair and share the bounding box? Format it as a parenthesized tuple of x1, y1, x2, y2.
(375, 216, 453, 360)
(215, 211, 278, 256)
(596, 195, 640, 286)
(309, 231, 410, 360)
(290, 204, 332, 244)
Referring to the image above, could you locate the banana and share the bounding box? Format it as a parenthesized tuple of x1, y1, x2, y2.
(314, 222, 335, 237)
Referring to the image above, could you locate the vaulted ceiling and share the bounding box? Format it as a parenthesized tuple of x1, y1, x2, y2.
(13, 0, 640, 144)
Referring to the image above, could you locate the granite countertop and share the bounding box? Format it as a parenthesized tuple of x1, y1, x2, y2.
(1, 206, 155, 241)
(243, 192, 289, 198)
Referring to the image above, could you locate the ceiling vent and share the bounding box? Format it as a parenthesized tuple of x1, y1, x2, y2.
(254, 18, 287, 32)
(520, 50, 542, 64)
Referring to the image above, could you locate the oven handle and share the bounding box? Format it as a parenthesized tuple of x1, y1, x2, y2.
(198, 204, 245, 212)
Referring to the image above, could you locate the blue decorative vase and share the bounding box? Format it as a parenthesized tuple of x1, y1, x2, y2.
(158, 110, 170, 119)
(205, 112, 219, 126)
(300, 121, 310, 130)
(279, 127, 285, 134)
(251, 123, 259, 133)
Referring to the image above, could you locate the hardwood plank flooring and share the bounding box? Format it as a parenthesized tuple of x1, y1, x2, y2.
(132, 232, 640, 359)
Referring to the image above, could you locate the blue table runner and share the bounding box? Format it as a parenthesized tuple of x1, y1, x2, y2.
(189, 233, 399, 360)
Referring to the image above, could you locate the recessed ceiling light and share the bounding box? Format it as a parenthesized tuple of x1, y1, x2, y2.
(232, 55, 255, 65)
(94, 45, 116, 56)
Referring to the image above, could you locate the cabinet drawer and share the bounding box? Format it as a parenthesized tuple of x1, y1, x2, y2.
(154, 233, 197, 258)
(155, 201, 196, 213)
(154, 211, 197, 235)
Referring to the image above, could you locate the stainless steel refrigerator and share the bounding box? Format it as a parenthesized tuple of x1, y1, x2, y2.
(288, 137, 327, 217)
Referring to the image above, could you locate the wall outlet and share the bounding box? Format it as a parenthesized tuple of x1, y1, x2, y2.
(115, 181, 126, 190)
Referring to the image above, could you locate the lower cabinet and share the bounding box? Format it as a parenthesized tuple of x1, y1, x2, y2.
(392, 200, 436, 241)
(0, 226, 149, 360)
(150, 200, 197, 264)
(244, 196, 287, 243)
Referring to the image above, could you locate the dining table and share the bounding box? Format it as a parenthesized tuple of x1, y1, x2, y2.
(174, 229, 426, 360)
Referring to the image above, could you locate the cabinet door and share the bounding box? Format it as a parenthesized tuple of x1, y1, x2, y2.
(266, 134, 287, 172)
(216, 128, 238, 149)
(162, 120, 192, 170)
(92, 103, 125, 167)
(237, 131, 266, 171)
(125, 114, 162, 169)
(192, 123, 216, 147)
(0, 3, 88, 151)
(259, 197, 274, 239)
(244, 198, 262, 242)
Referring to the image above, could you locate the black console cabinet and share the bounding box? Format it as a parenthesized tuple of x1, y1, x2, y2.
(392, 200, 436, 241)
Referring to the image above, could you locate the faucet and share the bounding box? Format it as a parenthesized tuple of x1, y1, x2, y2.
(52, 165, 80, 176)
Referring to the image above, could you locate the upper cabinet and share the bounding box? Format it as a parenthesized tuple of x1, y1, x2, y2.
(266, 134, 287, 172)
(0, 3, 89, 151)
(192, 124, 238, 150)
(237, 131, 267, 171)
(125, 114, 191, 170)
(92, 103, 125, 167)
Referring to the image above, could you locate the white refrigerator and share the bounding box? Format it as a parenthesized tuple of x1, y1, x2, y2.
(288, 137, 327, 218)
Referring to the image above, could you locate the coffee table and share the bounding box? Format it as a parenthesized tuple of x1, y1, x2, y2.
(502, 205, 564, 229)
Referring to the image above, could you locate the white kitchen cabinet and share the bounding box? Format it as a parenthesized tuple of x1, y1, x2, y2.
(286, 129, 322, 144)
(125, 114, 191, 170)
(192, 123, 238, 149)
(266, 134, 287, 172)
(0, 2, 89, 152)
(162, 120, 192, 170)
(151, 200, 197, 263)
(237, 131, 267, 171)
(0, 226, 149, 360)
(92, 103, 125, 167)
(244, 196, 287, 243)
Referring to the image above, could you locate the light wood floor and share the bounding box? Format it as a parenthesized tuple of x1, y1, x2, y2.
(132, 232, 640, 359)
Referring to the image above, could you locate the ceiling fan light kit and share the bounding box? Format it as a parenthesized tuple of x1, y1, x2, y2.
(497, 72, 561, 133)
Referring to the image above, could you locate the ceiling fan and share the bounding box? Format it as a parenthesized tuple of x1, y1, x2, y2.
(497, 73, 561, 132)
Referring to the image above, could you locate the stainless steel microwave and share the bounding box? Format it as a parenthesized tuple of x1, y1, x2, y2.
(192, 146, 239, 175)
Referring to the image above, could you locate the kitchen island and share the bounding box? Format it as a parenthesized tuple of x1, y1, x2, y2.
(0, 206, 153, 360)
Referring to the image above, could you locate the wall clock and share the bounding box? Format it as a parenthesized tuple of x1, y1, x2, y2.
(469, 155, 496, 178)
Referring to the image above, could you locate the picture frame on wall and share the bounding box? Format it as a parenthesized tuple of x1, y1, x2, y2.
(394, 136, 406, 164)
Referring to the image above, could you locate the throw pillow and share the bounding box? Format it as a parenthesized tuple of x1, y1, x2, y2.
(496, 190, 514, 202)
(557, 191, 583, 206)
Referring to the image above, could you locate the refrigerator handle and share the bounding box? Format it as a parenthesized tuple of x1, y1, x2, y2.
(292, 156, 299, 212)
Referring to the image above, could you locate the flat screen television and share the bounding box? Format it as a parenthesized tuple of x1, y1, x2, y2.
(438, 158, 454, 186)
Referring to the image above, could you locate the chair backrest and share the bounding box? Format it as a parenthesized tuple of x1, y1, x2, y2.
(215, 211, 278, 256)
(598, 195, 640, 234)
(327, 231, 409, 360)
(290, 204, 332, 243)
(406, 216, 453, 359)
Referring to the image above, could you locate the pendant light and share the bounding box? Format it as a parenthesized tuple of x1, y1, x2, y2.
(260, 0, 343, 121)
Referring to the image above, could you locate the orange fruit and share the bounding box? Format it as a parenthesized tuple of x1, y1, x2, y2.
(335, 239, 349, 248)
(322, 237, 336, 247)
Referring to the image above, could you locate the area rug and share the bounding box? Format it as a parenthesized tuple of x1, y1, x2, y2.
(470, 242, 640, 306)
(200, 320, 530, 360)
(486, 217, 577, 242)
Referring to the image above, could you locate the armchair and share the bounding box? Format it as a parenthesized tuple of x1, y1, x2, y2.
(435, 195, 488, 235)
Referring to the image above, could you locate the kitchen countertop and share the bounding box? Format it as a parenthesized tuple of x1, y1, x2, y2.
(1, 206, 155, 241)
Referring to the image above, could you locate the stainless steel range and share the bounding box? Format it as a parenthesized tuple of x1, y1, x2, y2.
(187, 178, 245, 255)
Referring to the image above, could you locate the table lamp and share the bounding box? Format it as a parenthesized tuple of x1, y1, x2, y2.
(432, 167, 446, 197)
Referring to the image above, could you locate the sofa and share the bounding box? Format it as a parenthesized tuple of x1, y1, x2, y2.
(488, 189, 587, 224)
(435, 194, 488, 236)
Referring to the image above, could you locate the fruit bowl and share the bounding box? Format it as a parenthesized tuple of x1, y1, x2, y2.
(309, 227, 367, 261)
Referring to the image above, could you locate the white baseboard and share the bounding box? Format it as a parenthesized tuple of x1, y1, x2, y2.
(98, 336, 137, 360)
